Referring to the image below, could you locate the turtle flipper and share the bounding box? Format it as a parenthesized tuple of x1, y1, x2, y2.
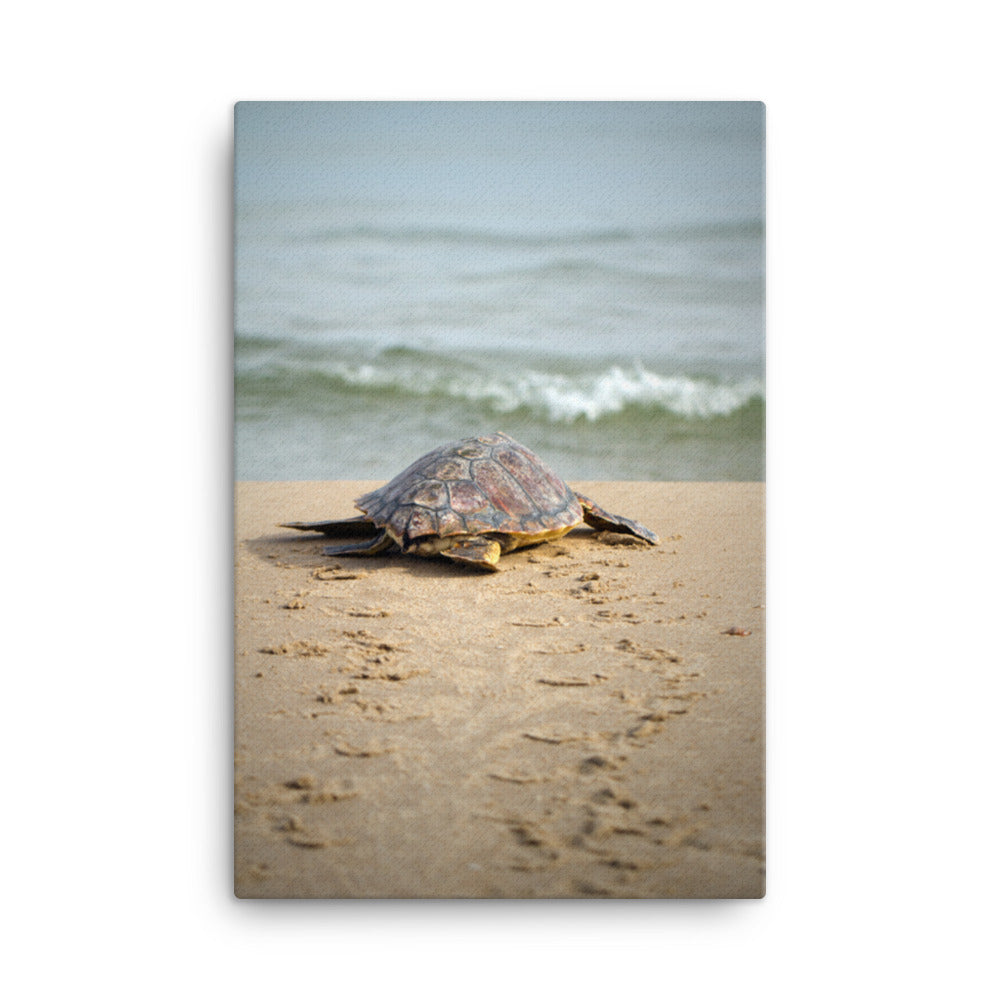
(443, 537, 503, 571)
(322, 530, 394, 558)
(280, 516, 378, 538)
(575, 493, 659, 545)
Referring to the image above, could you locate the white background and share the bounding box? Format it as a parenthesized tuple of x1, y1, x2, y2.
(3, 3, 997, 996)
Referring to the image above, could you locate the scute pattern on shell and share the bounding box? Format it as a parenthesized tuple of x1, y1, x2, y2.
(355, 433, 584, 545)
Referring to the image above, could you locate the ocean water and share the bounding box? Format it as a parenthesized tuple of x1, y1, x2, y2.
(235, 102, 764, 482)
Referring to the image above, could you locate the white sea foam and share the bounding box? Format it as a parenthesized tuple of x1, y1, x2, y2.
(495, 366, 760, 422)
(321, 359, 761, 423)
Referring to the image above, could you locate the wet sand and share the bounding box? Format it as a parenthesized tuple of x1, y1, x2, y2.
(234, 481, 764, 898)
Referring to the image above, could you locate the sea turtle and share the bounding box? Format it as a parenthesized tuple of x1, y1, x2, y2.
(281, 432, 658, 571)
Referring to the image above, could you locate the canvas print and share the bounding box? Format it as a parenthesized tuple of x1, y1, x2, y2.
(234, 102, 764, 898)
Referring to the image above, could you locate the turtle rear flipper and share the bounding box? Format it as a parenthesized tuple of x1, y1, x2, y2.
(443, 537, 502, 571)
(322, 530, 394, 558)
(280, 516, 378, 538)
(575, 493, 659, 545)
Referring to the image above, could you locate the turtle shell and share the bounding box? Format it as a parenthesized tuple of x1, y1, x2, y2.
(355, 433, 584, 546)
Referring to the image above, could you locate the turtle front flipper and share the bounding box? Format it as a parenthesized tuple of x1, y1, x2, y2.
(280, 516, 379, 537)
(442, 537, 503, 571)
(575, 493, 659, 545)
(322, 531, 395, 557)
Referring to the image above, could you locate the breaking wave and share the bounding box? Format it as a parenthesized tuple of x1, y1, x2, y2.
(237, 342, 762, 426)
(339, 362, 757, 422)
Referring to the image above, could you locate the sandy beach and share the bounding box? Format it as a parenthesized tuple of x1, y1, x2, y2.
(234, 481, 764, 898)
